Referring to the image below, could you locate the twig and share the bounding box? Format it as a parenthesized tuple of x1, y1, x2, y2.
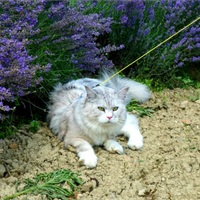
(12, 125, 33, 138)
(4, 164, 11, 176)
(17, 130, 32, 138)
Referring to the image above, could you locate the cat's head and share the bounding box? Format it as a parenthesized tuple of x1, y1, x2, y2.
(82, 86, 129, 126)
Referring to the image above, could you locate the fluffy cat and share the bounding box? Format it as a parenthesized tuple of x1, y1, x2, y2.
(47, 71, 150, 168)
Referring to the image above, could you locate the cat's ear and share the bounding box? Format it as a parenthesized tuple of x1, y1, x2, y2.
(85, 86, 98, 101)
(117, 87, 129, 100)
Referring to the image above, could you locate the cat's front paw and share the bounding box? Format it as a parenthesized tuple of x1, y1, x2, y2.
(78, 151, 98, 168)
(104, 139, 123, 154)
(127, 136, 143, 150)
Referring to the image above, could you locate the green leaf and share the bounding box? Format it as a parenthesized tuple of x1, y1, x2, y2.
(4, 169, 82, 200)
(14, 98, 20, 106)
(126, 100, 154, 117)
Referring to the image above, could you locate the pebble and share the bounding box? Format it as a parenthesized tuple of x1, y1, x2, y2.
(9, 143, 18, 149)
(5, 176, 18, 184)
(138, 188, 147, 196)
(0, 164, 6, 178)
(182, 119, 191, 125)
(196, 99, 200, 104)
(161, 177, 165, 181)
(180, 101, 188, 109)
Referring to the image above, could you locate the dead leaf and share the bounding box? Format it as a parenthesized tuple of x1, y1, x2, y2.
(9, 143, 18, 149)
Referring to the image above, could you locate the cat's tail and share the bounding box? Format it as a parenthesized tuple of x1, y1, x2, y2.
(99, 70, 151, 104)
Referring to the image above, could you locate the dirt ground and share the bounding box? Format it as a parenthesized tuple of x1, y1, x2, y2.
(1, 88, 200, 200)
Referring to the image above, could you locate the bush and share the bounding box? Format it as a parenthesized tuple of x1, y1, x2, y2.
(82, 1, 200, 83)
(0, 0, 51, 120)
(0, 0, 124, 124)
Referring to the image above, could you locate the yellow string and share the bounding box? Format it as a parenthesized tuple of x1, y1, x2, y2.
(99, 16, 200, 86)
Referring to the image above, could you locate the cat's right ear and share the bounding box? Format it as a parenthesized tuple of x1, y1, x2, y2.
(117, 87, 129, 101)
(85, 86, 98, 101)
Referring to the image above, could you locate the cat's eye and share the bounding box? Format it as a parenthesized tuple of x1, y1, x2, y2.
(113, 107, 118, 111)
(98, 107, 105, 111)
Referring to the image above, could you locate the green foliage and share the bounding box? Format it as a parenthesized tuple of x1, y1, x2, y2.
(0, 112, 41, 139)
(133, 72, 200, 92)
(189, 91, 200, 101)
(29, 120, 40, 133)
(3, 169, 82, 200)
(133, 77, 166, 92)
(171, 73, 200, 89)
(0, 112, 18, 139)
(28, 10, 83, 97)
(0, 119, 15, 139)
(126, 99, 154, 117)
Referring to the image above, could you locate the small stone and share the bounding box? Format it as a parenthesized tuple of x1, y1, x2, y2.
(182, 119, 191, 125)
(180, 101, 188, 109)
(182, 100, 189, 105)
(0, 164, 6, 178)
(9, 143, 18, 149)
(196, 99, 200, 104)
(6, 176, 18, 184)
(180, 104, 185, 109)
(81, 180, 96, 193)
(182, 162, 192, 173)
(138, 188, 147, 196)
(12, 162, 19, 169)
(77, 193, 83, 199)
(63, 182, 72, 191)
(161, 177, 165, 181)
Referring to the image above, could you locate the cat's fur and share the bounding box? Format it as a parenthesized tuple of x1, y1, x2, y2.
(47, 71, 150, 168)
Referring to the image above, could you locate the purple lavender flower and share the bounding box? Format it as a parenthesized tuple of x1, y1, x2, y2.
(188, 45, 193, 50)
(162, 55, 165, 61)
(44, 1, 121, 72)
(144, 28, 150, 36)
(196, 43, 200, 48)
(120, 15, 128, 24)
(178, 62, 184, 67)
(0, 1, 50, 118)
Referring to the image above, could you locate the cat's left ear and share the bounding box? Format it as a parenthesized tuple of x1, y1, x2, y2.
(85, 86, 98, 101)
(117, 87, 129, 100)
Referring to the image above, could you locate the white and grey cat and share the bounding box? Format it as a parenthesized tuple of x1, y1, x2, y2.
(47, 71, 150, 168)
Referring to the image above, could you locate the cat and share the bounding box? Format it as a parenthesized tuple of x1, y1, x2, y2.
(47, 71, 150, 168)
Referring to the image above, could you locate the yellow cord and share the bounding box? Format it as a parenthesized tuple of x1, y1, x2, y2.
(99, 16, 200, 86)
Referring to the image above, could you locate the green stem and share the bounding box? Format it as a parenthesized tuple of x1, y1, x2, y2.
(3, 187, 36, 200)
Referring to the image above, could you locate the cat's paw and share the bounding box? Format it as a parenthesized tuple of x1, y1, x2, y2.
(104, 139, 123, 154)
(78, 151, 98, 168)
(127, 136, 143, 150)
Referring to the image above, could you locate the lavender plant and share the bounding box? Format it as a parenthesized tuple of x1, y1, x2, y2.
(36, 1, 123, 73)
(0, 0, 124, 129)
(0, 0, 51, 121)
(139, 0, 200, 82)
(26, 0, 124, 105)
(82, 1, 200, 84)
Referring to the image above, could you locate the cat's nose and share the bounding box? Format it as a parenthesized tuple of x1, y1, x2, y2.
(107, 116, 112, 120)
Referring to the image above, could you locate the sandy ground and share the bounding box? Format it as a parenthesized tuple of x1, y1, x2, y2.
(1, 88, 200, 200)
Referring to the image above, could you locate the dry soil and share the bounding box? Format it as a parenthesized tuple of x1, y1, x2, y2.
(1, 88, 200, 200)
